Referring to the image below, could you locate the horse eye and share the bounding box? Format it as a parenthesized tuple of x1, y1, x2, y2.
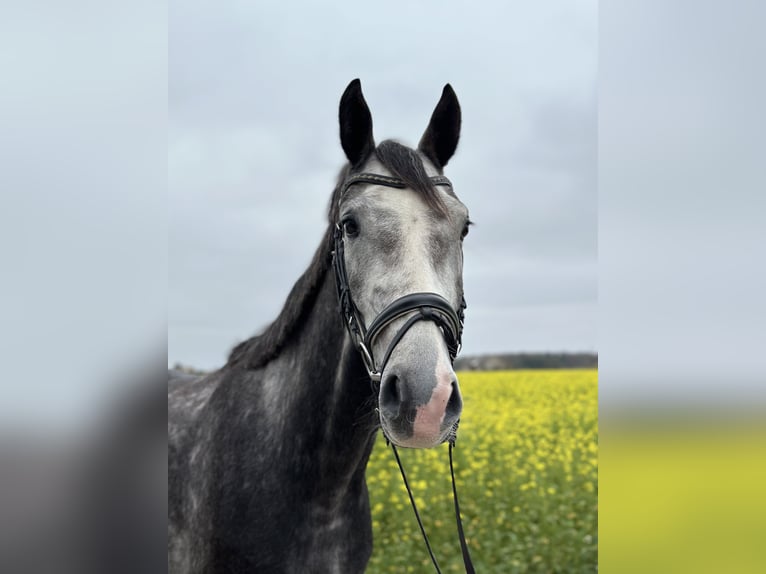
(461, 220, 472, 239)
(343, 218, 359, 238)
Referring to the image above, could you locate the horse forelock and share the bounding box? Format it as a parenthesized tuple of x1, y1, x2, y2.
(373, 140, 450, 218)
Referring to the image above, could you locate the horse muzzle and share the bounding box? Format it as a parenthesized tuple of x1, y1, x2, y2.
(378, 364, 463, 448)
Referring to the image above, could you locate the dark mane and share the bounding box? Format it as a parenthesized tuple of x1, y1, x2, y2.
(225, 166, 349, 370)
(224, 228, 332, 370)
(227, 141, 448, 370)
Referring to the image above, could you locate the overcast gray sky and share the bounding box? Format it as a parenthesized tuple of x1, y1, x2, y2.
(168, 0, 597, 369)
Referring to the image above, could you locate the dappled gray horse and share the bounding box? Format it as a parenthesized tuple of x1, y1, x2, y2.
(169, 79, 471, 573)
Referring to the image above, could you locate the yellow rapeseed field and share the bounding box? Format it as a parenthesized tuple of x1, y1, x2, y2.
(365, 369, 598, 573)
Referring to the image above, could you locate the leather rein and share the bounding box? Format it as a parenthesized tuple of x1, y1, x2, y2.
(331, 172, 475, 573)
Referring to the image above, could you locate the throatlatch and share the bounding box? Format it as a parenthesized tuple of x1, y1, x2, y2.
(331, 172, 475, 573)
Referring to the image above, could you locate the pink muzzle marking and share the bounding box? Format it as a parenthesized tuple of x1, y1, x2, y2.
(412, 379, 453, 444)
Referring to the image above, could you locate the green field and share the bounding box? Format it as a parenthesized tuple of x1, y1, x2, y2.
(365, 369, 598, 573)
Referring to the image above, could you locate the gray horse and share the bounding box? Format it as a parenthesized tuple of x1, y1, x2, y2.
(169, 79, 470, 573)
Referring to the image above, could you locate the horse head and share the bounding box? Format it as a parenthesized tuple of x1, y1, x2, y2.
(333, 79, 470, 449)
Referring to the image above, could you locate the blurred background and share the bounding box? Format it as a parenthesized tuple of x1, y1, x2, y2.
(599, 2, 766, 572)
(1, 2, 167, 572)
(1, 0, 764, 573)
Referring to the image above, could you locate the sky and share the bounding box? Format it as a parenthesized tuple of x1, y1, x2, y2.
(598, 0, 766, 404)
(168, 0, 598, 370)
(1, 1, 167, 429)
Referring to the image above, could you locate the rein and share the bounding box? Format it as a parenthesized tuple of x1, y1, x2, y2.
(390, 441, 475, 574)
(331, 172, 475, 573)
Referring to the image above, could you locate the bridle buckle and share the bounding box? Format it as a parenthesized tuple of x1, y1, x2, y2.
(357, 341, 381, 382)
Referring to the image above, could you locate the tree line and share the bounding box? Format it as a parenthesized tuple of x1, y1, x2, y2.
(453, 352, 597, 371)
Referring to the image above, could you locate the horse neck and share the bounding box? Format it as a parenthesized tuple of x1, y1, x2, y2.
(266, 264, 378, 495)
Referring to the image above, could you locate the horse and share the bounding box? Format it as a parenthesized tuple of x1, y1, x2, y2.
(169, 79, 471, 573)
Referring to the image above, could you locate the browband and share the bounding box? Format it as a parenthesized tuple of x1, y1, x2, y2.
(341, 173, 452, 196)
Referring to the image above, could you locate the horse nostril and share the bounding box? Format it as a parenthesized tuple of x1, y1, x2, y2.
(445, 380, 462, 418)
(379, 374, 401, 413)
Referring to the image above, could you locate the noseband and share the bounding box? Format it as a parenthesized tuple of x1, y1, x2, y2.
(331, 172, 467, 384)
(331, 172, 475, 574)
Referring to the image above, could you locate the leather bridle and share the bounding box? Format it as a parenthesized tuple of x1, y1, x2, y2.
(332, 172, 467, 384)
(331, 172, 476, 574)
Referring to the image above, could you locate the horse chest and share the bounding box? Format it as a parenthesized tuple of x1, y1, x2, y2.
(295, 511, 368, 573)
(204, 499, 371, 574)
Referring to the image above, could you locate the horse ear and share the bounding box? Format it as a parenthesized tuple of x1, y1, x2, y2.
(339, 79, 375, 167)
(418, 84, 461, 169)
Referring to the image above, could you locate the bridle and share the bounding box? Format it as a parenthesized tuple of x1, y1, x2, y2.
(331, 172, 476, 574)
(332, 173, 466, 385)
